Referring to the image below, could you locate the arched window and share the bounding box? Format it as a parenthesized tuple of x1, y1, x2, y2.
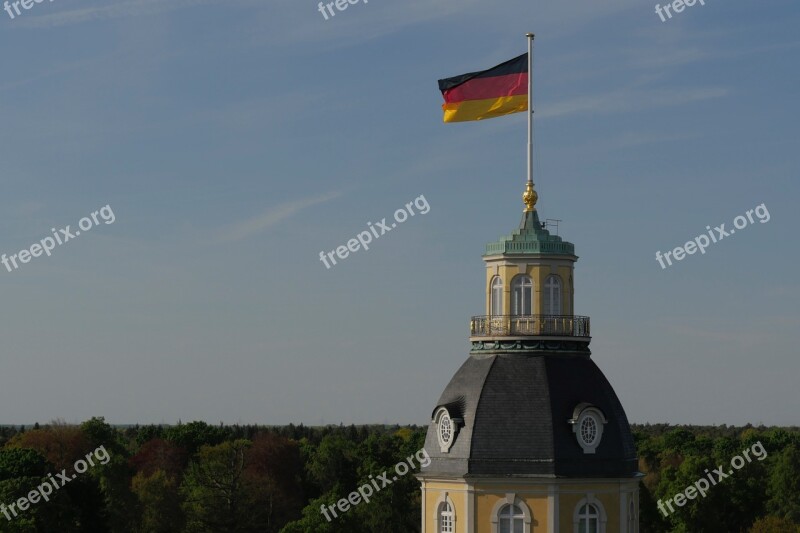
(511, 275, 532, 316)
(491, 276, 503, 316)
(543, 275, 562, 315)
(438, 501, 454, 533)
(498, 504, 524, 533)
(491, 496, 532, 533)
(627, 499, 636, 533)
(577, 503, 600, 533)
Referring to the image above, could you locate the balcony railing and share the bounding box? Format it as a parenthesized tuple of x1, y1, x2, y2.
(470, 315, 590, 337)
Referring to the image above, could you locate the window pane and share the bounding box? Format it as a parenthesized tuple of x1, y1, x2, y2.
(544, 276, 561, 315)
(578, 519, 587, 533)
(511, 276, 532, 316)
(438, 502, 453, 533)
(499, 521, 510, 533)
(442, 516, 452, 533)
(513, 517, 524, 533)
(491, 277, 503, 315)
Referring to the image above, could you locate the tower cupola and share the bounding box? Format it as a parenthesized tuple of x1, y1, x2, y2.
(470, 183, 590, 355)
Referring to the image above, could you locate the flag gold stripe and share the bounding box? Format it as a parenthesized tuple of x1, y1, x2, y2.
(442, 94, 528, 123)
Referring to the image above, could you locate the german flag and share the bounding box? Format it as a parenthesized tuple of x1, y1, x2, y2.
(438, 53, 528, 123)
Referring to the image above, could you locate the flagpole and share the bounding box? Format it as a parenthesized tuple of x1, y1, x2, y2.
(524, 32, 537, 212)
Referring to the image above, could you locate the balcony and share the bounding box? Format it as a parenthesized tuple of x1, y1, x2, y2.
(470, 315, 590, 338)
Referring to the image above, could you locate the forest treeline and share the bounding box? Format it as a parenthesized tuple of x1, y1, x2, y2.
(0, 419, 798, 532)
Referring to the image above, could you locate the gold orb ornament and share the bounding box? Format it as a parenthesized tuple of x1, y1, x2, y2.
(523, 181, 538, 212)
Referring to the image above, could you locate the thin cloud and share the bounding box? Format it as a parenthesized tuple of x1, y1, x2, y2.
(16, 0, 218, 29)
(243, 0, 642, 50)
(212, 192, 342, 243)
(539, 86, 728, 119)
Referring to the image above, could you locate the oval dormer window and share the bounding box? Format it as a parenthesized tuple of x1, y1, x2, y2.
(434, 407, 457, 453)
(570, 404, 607, 454)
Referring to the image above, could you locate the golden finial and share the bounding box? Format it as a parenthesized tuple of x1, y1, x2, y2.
(522, 181, 537, 212)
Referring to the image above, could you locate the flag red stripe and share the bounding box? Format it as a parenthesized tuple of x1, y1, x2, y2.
(442, 72, 527, 104)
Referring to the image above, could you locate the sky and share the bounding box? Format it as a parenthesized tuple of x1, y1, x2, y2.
(0, 0, 798, 426)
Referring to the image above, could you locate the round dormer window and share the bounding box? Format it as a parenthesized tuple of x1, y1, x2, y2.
(439, 414, 453, 445)
(570, 405, 607, 454)
(434, 407, 457, 453)
(579, 413, 599, 446)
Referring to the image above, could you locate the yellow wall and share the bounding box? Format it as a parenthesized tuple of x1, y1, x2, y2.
(422, 479, 636, 533)
(558, 484, 621, 532)
(484, 262, 574, 316)
(474, 488, 549, 533)
(423, 481, 469, 533)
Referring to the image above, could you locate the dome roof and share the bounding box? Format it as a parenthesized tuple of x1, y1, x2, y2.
(420, 352, 638, 479)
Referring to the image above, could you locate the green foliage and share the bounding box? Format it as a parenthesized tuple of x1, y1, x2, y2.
(0, 449, 80, 532)
(279, 495, 349, 533)
(634, 424, 798, 532)
(180, 439, 253, 532)
(767, 445, 800, 523)
(638, 480, 669, 533)
(80, 417, 138, 533)
(0, 449, 47, 480)
(164, 422, 226, 457)
(80, 418, 118, 451)
(131, 469, 184, 533)
(0, 421, 796, 532)
(282, 430, 424, 533)
(306, 435, 360, 494)
(750, 515, 800, 532)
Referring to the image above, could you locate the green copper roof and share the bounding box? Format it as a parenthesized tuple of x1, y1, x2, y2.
(484, 210, 576, 256)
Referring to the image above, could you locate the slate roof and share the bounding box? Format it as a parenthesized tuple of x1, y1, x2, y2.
(420, 352, 639, 479)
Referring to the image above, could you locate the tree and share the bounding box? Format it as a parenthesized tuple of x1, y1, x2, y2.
(78, 417, 138, 533)
(279, 495, 354, 533)
(244, 434, 305, 531)
(181, 439, 256, 532)
(165, 422, 226, 457)
(130, 438, 187, 478)
(0, 448, 79, 532)
(750, 515, 800, 532)
(638, 480, 670, 533)
(131, 469, 184, 533)
(6, 421, 89, 471)
(306, 435, 360, 494)
(768, 445, 800, 523)
(655, 452, 767, 533)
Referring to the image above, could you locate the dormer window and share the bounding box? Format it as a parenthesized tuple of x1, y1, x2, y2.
(433, 407, 461, 453)
(569, 404, 608, 454)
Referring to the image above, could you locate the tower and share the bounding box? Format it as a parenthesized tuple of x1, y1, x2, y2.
(417, 183, 640, 533)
